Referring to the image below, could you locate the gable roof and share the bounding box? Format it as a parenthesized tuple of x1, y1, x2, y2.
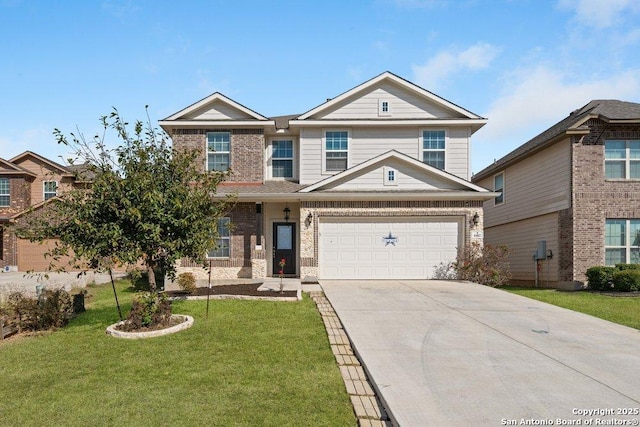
(472, 99, 640, 181)
(301, 150, 492, 194)
(0, 158, 37, 177)
(159, 92, 275, 130)
(297, 71, 484, 121)
(9, 151, 74, 177)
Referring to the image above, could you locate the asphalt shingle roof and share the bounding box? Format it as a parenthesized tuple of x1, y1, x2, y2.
(472, 100, 640, 181)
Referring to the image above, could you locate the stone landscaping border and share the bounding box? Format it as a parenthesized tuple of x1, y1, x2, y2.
(167, 289, 302, 302)
(309, 291, 392, 426)
(106, 314, 194, 339)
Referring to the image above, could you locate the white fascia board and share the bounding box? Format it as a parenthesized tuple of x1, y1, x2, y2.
(297, 72, 484, 121)
(159, 120, 275, 129)
(212, 191, 500, 202)
(163, 92, 270, 121)
(288, 119, 487, 127)
(300, 150, 491, 194)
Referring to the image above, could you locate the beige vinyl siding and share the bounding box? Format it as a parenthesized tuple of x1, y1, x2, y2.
(484, 213, 559, 284)
(299, 126, 472, 185)
(299, 128, 323, 184)
(319, 83, 460, 120)
(445, 127, 470, 180)
(12, 157, 71, 205)
(326, 160, 465, 191)
(478, 139, 571, 228)
(185, 101, 253, 120)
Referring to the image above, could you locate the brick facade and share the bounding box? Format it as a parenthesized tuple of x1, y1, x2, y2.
(170, 129, 264, 183)
(570, 121, 640, 283)
(179, 202, 261, 279)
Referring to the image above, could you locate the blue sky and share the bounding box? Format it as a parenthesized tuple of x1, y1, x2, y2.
(2, 0, 640, 174)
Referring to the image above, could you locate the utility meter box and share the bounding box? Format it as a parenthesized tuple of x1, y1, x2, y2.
(535, 240, 547, 260)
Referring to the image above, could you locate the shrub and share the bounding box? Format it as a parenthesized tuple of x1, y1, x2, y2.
(176, 273, 197, 294)
(612, 270, 640, 292)
(6, 288, 73, 332)
(453, 242, 512, 287)
(431, 261, 457, 280)
(123, 292, 172, 331)
(586, 266, 615, 291)
(614, 263, 640, 271)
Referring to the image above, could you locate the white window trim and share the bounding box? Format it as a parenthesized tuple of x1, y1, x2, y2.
(383, 166, 398, 186)
(419, 128, 447, 170)
(605, 218, 640, 265)
(43, 180, 58, 201)
(604, 139, 640, 180)
(378, 99, 391, 117)
(206, 131, 231, 172)
(267, 138, 297, 180)
(494, 172, 505, 206)
(208, 217, 231, 259)
(322, 129, 351, 175)
(0, 177, 9, 207)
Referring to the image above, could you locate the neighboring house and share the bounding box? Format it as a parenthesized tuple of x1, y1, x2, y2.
(472, 100, 640, 290)
(0, 151, 84, 271)
(160, 72, 497, 281)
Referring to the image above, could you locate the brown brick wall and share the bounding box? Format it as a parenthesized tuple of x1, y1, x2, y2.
(571, 122, 640, 283)
(181, 202, 258, 269)
(170, 129, 264, 183)
(0, 176, 31, 217)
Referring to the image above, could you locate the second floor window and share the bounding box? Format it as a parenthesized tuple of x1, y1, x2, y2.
(605, 140, 640, 179)
(207, 132, 230, 172)
(272, 140, 294, 178)
(208, 217, 230, 258)
(494, 172, 504, 205)
(0, 178, 9, 207)
(325, 131, 348, 171)
(44, 181, 58, 201)
(422, 130, 445, 170)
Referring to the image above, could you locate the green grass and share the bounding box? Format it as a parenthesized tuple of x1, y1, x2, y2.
(501, 286, 640, 329)
(0, 281, 356, 426)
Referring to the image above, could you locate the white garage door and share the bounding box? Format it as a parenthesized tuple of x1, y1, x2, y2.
(319, 217, 460, 280)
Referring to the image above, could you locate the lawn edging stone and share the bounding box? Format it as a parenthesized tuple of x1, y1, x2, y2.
(105, 314, 194, 339)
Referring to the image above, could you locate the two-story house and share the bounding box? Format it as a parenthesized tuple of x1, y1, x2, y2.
(472, 100, 640, 289)
(160, 72, 496, 281)
(0, 151, 84, 271)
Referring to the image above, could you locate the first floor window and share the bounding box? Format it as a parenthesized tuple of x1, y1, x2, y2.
(494, 172, 504, 205)
(207, 132, 230, 172)
(325, 131, 348, 171)
(272, 140, 294, 178)
(422, 130, 445, 170)
(605, 140, 640, 179)
(44, 181, 58, 200)
(208, 217, 231, 258)
(605, 219, 640, 265)
(0, 178, 9, 206)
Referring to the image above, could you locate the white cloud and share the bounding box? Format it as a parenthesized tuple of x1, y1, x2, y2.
(472, 66, 640, 171)
(558, 0, 640, 29)
(412, 42, 501, 91)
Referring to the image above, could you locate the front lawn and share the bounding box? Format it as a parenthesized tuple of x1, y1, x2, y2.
(501, 286, 640, 330)
(0, 280, 356, 426)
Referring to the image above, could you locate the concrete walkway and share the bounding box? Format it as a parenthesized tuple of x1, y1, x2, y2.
(321, 280, 640, 426)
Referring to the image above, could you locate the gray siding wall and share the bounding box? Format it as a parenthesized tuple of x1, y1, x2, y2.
(320, 83, 458, 120)
(299, 126, 472, 185)
(484, 212, 559, 285)
(477, 138, 572, 228)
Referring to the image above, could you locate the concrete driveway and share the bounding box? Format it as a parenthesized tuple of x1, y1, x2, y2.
(321, 280, 640, 426)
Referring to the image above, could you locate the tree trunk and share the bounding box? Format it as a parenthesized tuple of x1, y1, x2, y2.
(147, 263, 157, 293)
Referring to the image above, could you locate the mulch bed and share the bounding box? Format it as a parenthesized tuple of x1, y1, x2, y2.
(163, 283, 297, 298)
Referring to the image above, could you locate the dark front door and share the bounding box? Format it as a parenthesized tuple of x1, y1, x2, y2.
(273, 222, 296, 276)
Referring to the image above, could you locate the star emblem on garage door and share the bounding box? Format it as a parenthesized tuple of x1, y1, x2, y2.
(382, 232, 399, 246)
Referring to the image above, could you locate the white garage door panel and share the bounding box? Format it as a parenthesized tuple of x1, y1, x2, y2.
(319, 217, 460, 280)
